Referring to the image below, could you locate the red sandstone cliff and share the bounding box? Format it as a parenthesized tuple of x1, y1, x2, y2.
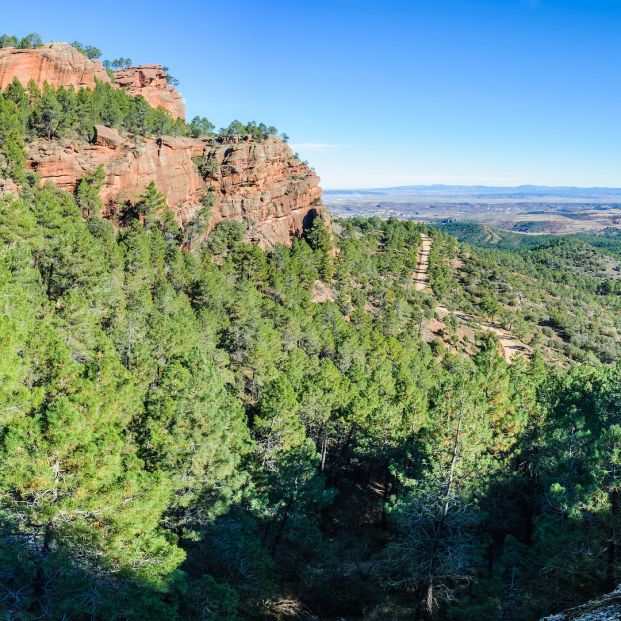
(113, 66, 185, 120)
(205, 138, 323, 245)
(0, 43, 185, 119)
(0, 42, 326, 245)
(0, 42, 110, 89)
(26, 130, 325, 246)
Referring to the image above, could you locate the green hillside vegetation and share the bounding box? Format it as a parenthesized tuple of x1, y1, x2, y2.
(0, 74, 280, 161)
(2, 49, 621, 620)
(435, 222, 621, 364)
(439, 221, 621, 255)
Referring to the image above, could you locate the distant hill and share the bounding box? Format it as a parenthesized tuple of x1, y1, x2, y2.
(325, 184, 621, 201)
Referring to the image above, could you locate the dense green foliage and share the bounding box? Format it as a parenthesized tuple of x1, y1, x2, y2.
(0, 76, 282, 148)
(0, 77, 187, 141)
(71, 41, 102, 60)
(2, 159, 621, 621)
(103, 57, 133, 70)
(220, 120, 279, 140)
(1, 38, 621, 617)
(439, 221, 621, 255)
(0, 32, 43, 49)
(434, 222, 621, 364)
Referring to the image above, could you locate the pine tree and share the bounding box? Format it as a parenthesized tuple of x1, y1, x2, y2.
(138, 181, 167, 229)
(31, 82, 62, 139)
(0, 95, 26, 183)
(304, 215, 334, 279)
(76, 164, 107, 217)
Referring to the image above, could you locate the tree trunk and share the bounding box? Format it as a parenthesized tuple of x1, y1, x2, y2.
(30, 521, 53, 610)
(320, 431, 327, 472)
(270, 497, 293, 556)
(424, 577, 434, 619)
(381, 463, 391, 529)
(422, 404, 464, 618)
(442, 408, 463, 518)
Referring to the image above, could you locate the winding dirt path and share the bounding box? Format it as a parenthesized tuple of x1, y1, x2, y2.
(415, 235, 530, 362)
(435, 306, 530, 362)
(413, 234, 432, 291)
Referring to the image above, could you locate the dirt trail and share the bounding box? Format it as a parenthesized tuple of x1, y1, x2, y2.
(435, 306, 530, 362)
(413, 234, 432, 291)
(415, 236, 530, 362)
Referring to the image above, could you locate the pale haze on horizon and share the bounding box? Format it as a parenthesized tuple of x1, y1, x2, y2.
(3, 0, 620, 189)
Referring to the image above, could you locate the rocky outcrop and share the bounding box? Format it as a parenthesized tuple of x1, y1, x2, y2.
(541, 587, 621, 620)
(27, 135, 205, 224)
(205, 136, 324, 245)
(25, 133, 326, 246)
(0, 43, 185, 120)
(113, 65, 185, 120)
(0, 42, 326, 245)
(93, 125, 123, 149)
(0, 42, 110, 90)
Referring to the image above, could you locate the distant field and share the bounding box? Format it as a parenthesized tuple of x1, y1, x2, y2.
(324, 185, 621, 235)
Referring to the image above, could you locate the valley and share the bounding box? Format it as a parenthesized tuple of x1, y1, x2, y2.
(325, 185, 621, 236)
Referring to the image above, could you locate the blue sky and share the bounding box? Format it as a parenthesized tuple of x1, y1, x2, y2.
(3, 0, 621, 188)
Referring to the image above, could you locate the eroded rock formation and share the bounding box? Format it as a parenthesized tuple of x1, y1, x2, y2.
(0, 42, 326, 245)
(205, 136, 323, 245)
(113, 65, 185, 120)
(0, 42, 110, 90)
(26, 133, 325, 246)
(0, 43, 185, 119)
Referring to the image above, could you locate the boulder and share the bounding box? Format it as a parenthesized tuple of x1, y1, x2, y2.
(93, 125, 122, 149)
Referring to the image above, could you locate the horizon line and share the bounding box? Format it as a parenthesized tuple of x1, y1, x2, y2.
(322, 183, 621, 192)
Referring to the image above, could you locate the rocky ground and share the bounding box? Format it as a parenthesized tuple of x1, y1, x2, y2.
(541, 586, 621, 620)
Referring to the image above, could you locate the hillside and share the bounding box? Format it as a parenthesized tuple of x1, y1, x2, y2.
(541, 587, 621, 620)
(0, 41, 327, 247)
(2, 35, 621, 621)
(431, 222, 621, 364)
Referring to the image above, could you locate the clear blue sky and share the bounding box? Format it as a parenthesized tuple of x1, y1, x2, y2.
(3, 0, 621, 188)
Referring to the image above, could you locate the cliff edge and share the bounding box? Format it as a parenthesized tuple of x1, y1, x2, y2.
(26, 130, 323, 246)
(0, 42, 185, 119)
(0, 42, 328, 246)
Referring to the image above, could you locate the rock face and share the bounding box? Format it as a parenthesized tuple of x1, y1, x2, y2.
(0, 42, 111, 90)
(541, 587, 621, 620)
(0, 43, 185, 119)
(27, 135, 205, 224)
(0, 42, 325, 245)
(113, 65, 185, 120)
(205, 136, 324, 245)
(26, 134, 326, 246)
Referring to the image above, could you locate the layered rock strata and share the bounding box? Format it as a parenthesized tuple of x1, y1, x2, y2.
(0, 43, 185, 118)
(26, 132, 325, 246)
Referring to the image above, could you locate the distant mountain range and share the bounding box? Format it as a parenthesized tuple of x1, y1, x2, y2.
(324, 185, 621, 201)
